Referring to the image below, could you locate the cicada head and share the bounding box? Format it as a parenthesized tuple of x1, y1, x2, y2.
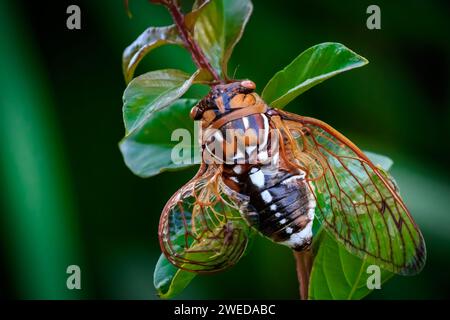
(190, 80, 259, 126)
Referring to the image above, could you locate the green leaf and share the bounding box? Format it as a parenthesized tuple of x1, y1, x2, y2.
(123, 69, 199, 136)
(262, 43, 368, 108)
(154, 254, 196, 299)
(193, 0, 253, 78)
(364, 150, 394, 171)
(120, 99, 199, 178)
(309, 231, 394, 300)
(122, 26, 183, 83)
(185, 0, 212, 31)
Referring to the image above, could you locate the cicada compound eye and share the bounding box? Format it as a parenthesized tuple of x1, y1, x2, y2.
(190, 105, 203, 120)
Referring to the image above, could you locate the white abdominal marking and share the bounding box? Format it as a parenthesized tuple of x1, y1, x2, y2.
(249, 169, 265, 188)
(261, 190, 272, 203)
(281, 220, 313, 248)
(233, 165, 243, 174)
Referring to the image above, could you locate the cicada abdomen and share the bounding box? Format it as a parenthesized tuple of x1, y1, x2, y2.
(223, 163, 316, 251)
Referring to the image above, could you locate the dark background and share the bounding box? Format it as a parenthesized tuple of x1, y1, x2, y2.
(0, 0, 449, 299)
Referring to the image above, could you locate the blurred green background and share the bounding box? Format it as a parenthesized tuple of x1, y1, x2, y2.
(0, 0, 449, 299)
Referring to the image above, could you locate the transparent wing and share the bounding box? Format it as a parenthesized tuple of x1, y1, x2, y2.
(274, 110, 426, 275)
(158, 163, 251, 273)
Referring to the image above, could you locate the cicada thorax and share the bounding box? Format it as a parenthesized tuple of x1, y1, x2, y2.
(199, 83, 316, 251)
(203, 113, 273, 165)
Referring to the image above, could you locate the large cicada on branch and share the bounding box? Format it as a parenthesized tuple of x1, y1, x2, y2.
(120, 0, 426, 300)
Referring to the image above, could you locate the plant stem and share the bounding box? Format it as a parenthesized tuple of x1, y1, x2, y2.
(293, 249, 313, 300)
(164, 0, 222, 83)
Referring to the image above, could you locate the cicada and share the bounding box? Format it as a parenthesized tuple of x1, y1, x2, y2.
(159, 80, 426, 275)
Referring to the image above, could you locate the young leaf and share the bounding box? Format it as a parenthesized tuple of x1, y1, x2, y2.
(193, 0, 253, 78)
(262, 43, 368, 109)
(123, 69, 199, 136)
(309, 231, 394, 300)
(122, 26, 183, 83)
(185, 0, 212, 31)
(309, 151, 396, 300)
(154, 254, 197, 299)
(120, 99, 199, 178)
